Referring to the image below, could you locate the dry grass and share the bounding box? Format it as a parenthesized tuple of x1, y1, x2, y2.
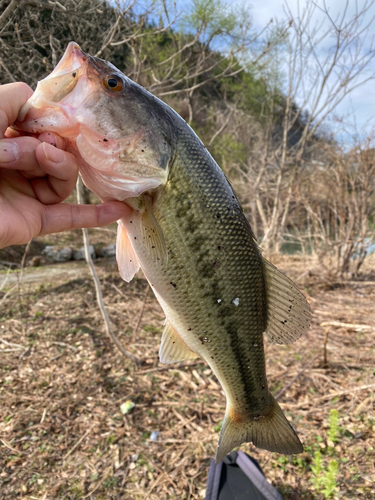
(0, 245, 374, 499)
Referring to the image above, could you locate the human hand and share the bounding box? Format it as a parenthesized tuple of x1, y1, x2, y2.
(0, 83, 130, 249)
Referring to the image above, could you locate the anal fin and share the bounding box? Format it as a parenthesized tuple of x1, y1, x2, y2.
(116, 222, 140, 282)
(159, 320, 198, 364)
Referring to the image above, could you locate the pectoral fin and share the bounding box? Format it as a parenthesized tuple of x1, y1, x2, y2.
(159, 320, 198, 364)
(116, 222, 140, 282)
(263, 258, 311, 344)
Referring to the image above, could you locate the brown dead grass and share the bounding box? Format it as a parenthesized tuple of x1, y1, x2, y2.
(0, 244, 374, 499)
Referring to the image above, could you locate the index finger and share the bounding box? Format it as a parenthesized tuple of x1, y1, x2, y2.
(0, 83, 33, 136)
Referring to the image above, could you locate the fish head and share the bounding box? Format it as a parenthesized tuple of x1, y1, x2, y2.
(16, 42, 173, 200)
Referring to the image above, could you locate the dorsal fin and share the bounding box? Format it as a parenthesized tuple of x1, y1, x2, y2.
(262, 258, 311, 344)
(159, 320, 198, 364)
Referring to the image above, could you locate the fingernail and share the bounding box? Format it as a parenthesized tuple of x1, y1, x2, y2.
(42, 142, 65, 164)
(0, 141, 19, 162)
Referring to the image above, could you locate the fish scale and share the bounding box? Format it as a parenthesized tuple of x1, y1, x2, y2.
(16, 41, 311, 462)
(136, 127, 270, 415)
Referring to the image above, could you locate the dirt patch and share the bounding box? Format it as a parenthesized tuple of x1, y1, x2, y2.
(0, 253, 374, 499)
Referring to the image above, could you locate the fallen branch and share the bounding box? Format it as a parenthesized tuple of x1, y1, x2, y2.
(0, 338, 26, 350)
(0, 0, 18, 30)
(288, 383, 375, 408)
(63, 425, 93, 460)
(333, 281, 375, 286)
(136, 360, 205, 375)
(323, 327, 330, 367)
(0, 438, 22, 455)
(315, 383, 375, 402)
(320, 321, 374, 331)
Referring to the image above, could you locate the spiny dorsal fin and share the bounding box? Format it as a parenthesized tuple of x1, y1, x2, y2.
(159, 320, 198, 364)
(263, 258, 311, 344)
(140, 196, 168, 264)
(116, 222, 140, 283)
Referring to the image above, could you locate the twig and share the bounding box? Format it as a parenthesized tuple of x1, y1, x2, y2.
(354, 396, 373, 416)
(0, 284, 17, 307)
(63, 426, 93, 460)
(0, 0, 18, 30)
(136, 360, 205, 375)
(295, 269, 310, 282)
(1, 349, 25, 352)
(320, 321, 374, 331)
(141, 452, 178, 493)
(0, 266, 12, 291)
(110, 282, 128, 300)
(288, 383, 375, 408)
(50, 341, 77, 351)
(132, 283, 149, 342)
(332, 281, 375, 286)
(0, 338, 26, 349)
(275, 354, 319, 400)
(19, 240, 31, 283)
(0, 57, 16, 82)
(323, 327, 330, 367)
(76, 178, 141, 366)
(1, 438, 21, 455)
(40, 408, 47, 424)
(82, 477, 107, 499)
(315, 383, 375, 401)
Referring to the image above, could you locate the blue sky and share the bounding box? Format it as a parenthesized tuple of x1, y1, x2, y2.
(247, 0, 375, 140)
(170, 0, 375, 140)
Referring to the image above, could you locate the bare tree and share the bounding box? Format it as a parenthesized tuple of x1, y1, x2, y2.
(238, 0, 375, 254)
(298, 134, 375, 277)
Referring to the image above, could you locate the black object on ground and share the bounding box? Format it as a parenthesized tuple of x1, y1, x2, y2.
(205, 451, 284, 500)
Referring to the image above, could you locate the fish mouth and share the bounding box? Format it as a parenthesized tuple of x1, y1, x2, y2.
(50, 42, 87, 79)
(15, 42, 96, 135)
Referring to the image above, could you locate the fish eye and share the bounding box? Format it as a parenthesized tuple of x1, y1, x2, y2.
(103, 74, 123, 92)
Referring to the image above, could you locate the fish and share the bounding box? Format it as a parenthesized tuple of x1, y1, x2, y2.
(16, 42, 311, 462)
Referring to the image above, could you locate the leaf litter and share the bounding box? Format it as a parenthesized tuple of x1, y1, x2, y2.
(0, 249, 374, 499)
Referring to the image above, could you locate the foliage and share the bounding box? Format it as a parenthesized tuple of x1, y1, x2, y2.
(328, 409, 340, 445)
(322, 460, 339, 499)
(310, 451, 324, 489)
(310, 452, 339, 499)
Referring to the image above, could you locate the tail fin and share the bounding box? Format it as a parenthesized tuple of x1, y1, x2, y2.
(216, 394, 303, 463)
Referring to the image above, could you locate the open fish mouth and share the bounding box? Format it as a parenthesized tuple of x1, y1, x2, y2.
(16, 43, 96, 135)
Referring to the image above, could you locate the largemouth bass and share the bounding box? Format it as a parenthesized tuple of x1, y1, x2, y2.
(17, 42, 311, 461)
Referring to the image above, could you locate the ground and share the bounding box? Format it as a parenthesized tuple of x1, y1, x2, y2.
(0, 230, 374, 499)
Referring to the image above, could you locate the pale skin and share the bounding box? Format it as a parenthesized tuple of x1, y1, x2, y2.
(0, 83, 131, 250)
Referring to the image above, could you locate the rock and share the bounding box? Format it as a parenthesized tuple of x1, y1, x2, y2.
(56, 248, 73, 262)
(41, 246, 58, 262)
(73, 245, 95, 260)
(97, 244, 116, 258)
(42, 246, 73, 262)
